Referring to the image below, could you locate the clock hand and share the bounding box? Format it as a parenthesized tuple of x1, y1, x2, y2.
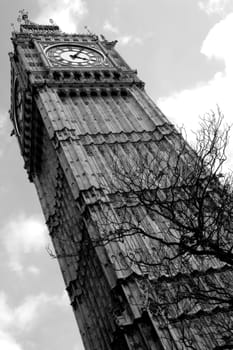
(70, 53, 79, 59)
(69, 54, 88, 61)
(78, 57, 88, 61)
(70, 48, 85, 60)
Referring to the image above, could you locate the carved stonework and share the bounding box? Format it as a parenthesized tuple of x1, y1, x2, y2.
(9, 12, 233, 350)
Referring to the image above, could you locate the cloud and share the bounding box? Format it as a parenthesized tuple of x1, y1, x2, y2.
(2, 215, 48, 273)
(27, 266, 40, 275)
(35, 0, 88, 33)
(0, 110, 10, 158)
(198, 0, 232, 15)
(119, 35, 132, 45)
(0, 111, 7, 133)
(0, 291, 69, 350)
(119, 35, 142, 46)
(201, 12, 233, 75)
(0, 293, 13, 328)
(158, 13, 233, 169)
(103, 20, 119, 34)
(158, 75, 222, 132)
(15, 294, 65, 331)
(15, 293, 68, 331)
(0, 331, 22, 350)
(103, 20, 142, 46)
(0, 292, 25, 349)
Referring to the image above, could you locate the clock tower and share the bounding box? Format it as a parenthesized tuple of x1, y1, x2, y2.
(10, 13, 166, 350)
(10, 11, 232, 350)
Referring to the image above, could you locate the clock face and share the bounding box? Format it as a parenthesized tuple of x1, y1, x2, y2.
(46, 44, 105, 67)
(13, 80, 23, 136)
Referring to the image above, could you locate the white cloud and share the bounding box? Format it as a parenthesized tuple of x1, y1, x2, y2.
(119, 35, 142, 46)
(0, 292, 25, 349)
(35, 0, 88, 33)
(102, 20, 143, 46)
(15, 294, 59, 331)
(16, 293, 68, 331)
(0, 291, 69, 350)
(103, 20, 119, 34)
(0, 293, 13, 328)
(119, 35, 132, 45)
(198, 0, 232, 15)
(158, 13, 233, 169)
(0, 110, 9, 158)
(2, 215, 48, 273)
(201, 12, 233, 76)
(158, 75, 222, 133)
(102, 20, 142, 46)
(0, 331, 22, 350)
(60, 290, 71, 308)
(0, 112, 7, 133)
(27, 266, 40, 275)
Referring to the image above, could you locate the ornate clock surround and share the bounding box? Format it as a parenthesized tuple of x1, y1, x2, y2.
(37, 41, 113, 69)
(45, 43, 106, 68)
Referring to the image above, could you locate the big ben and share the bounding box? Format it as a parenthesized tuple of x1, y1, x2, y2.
(9, 11, 233, 350)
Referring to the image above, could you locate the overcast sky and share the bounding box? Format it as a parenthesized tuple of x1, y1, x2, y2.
(0, 1, 233, 349)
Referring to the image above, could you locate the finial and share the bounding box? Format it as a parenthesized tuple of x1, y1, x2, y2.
(100, 35, 106, 41)
(84, 26, 93, 35)
(49, 18, 55, 25)
(17, 9, 30, 25)
(84, 26, 98, 40)
(100, 35, 118, 49)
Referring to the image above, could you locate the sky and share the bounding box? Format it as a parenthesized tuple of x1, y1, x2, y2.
(0, 0, 233, 349)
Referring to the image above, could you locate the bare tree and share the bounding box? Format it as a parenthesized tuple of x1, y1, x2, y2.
(94, 108, 233, 349)
(100, 109, 233, 261)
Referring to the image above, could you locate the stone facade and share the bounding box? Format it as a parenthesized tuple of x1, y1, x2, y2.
(9, 14, 233, 350)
